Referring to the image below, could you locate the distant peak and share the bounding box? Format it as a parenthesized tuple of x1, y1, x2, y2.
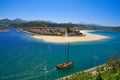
(2, 18, 10, 20)
(14, 18, 23, 21)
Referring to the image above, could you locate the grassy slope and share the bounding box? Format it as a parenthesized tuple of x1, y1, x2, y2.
(60, 58, 120, 80)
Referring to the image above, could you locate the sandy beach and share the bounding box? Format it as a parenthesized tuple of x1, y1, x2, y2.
(33, 31, 109, 43)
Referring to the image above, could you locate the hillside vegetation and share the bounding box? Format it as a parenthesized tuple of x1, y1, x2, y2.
(0, 18, 120, 31)
(60, 56, 120, 80)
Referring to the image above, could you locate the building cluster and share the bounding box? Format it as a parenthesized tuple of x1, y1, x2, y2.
(23, 27, 83, 36)
(68, 27, 82, 36)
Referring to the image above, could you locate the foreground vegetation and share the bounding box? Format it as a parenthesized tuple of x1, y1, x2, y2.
(60, 57, 120, 80)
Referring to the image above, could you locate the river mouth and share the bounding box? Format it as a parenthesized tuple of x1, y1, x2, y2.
(0, 29, 120, 80)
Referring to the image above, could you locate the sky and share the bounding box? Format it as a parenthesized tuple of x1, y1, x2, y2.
(0, 0, 120, 26)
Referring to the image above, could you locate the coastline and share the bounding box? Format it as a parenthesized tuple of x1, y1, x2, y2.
(32, 31, 109, 43)
(20, 29, 36, 35)
(58, 64, 105, 80)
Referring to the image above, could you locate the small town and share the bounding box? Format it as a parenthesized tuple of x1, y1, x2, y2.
(23, 27, 83, 36)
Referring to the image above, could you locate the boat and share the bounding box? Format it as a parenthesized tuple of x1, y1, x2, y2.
(56, 61, 73, 70)
(56, 42, 74, 70)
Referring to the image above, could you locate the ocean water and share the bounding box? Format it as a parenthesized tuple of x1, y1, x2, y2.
(0, 29, 120, 80)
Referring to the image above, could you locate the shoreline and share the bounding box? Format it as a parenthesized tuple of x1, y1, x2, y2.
(32, 31, 109, 43)
(20, 29, 36, 35)
(58, 64, 105, 80)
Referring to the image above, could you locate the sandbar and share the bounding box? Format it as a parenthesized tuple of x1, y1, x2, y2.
(32, 31, 109, 43)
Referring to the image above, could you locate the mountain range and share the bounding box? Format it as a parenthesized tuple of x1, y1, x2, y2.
(0, 18, 120, 31)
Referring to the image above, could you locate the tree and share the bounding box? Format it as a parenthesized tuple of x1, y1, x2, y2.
(66, 27, 71, 33)
(96, 73, 103, 80)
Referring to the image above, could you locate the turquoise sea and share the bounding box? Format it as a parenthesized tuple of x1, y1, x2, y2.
(0, 29, 120, 80)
